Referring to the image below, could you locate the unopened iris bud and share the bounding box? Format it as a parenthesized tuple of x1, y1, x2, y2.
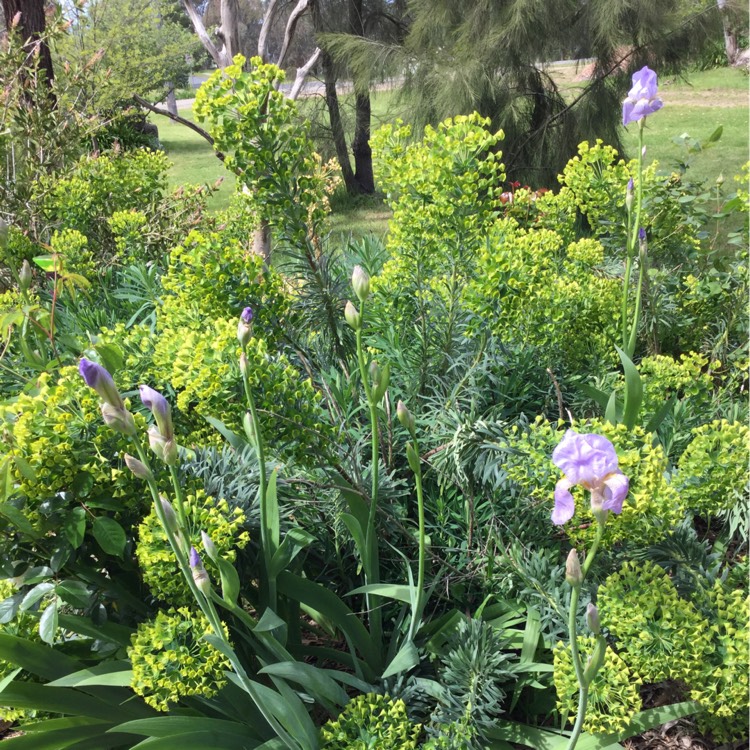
(397, 400, 415, 436)
(351, 265, 370, 302)
(101, 402, 136, 436)
(189, 547, 211, 595)
(201, 530, 218, 563)
(242, 411, 256, 445)
(124, 453, 153, 481)
(159, 495, 179, 533)
(586, 602, 601, 635)
(406, 442, 420, 474)
(237, 306, 253, 348)
(369, 360, 390, 402)
(79, 358, 124, 409)
(716, 173, 724, 186)
(239, 352, 248, 377)
(139, 385, 174, 440)
(19, 260, 31, 292)
(344, 300, 360, 329)
(0, 218, 7, 249)
(565, 548, 582, 587)
(148, 425, 178, 465)
(625, 178, 634, 212)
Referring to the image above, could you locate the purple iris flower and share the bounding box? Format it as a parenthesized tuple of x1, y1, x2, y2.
(241, 307, 253, 324)
(238, 306, 254, 347)
(622, 66, 663, 126)
(551, 430, 629, 525)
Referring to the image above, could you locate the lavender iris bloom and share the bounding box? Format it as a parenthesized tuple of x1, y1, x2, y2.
(551, 430, 629, 525)
(238, 306, 254, 347)
(241, 307, 253, 324)
(622, 66, 663, 126)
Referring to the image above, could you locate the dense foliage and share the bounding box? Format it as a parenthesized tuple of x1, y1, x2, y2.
(0, 41, 746, 750)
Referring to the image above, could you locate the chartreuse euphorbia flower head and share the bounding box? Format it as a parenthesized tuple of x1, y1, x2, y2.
(551, 430, 629, 525)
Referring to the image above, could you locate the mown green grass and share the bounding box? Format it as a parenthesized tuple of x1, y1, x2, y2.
(154, 67, 747, 230)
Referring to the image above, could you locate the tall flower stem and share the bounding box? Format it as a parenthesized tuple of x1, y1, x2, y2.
(565, 521, 605, 750)
(406, 437, 426, 643)
(240, 348, 276, 613)
(355, 302, 383, 650)
(622, 120, 646, 358)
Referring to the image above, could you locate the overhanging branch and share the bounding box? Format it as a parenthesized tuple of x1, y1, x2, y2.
(132, 94, 225, 162)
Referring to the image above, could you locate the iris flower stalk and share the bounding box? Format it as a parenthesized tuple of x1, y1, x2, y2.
(237, 307, 277, 614)
(347, 266, 385, 654)
(621, 66, 662, 358)
(551, 430, 629, 750)
(79, 361, 306, 750)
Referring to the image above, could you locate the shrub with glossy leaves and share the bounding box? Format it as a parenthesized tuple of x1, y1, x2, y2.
(320, 694, 421, 750)
(136, 489, 249, 605)
(128, 606, 231, 711)
(553, 636, 642, 735)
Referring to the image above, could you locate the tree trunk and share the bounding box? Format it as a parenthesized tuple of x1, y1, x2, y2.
(252, 219, 272, 265)
(716, 0, 738, 65)
(352, 92, 374, 193)
(166, 84, 178, 116)
(348, 0, 374, 193)
(218, 0, 240, 65)
(2, 0, 55, 95)
(320, 51, 356, 193)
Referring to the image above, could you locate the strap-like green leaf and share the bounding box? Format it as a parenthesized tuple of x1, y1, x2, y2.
(616, 346, 643, 430)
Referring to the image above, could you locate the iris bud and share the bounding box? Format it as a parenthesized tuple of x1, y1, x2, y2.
(344, 300, 360, 330)
(124, 453, 153, 481)
(625, 178, 634, 212)
(148, 425, 178, 465)
(565, 548, 582, 587)
(351, 265, 370, 302)
(583, 635, 607, 684)
(189, 547, 211, 596)
(100, 402, 136, 436)
(0, 218, 7, 249)
(586, 603, 601, 635)
(160, 496, 179, 533)
(239, 352, 249, 377)
(237, 306, 253, 348)
(19, 260, 32, 292)
(139, 385, 174, 440)
(397, 400, 415, 436)
(201, 530, 218, 563)
(79, 358, 124, 409)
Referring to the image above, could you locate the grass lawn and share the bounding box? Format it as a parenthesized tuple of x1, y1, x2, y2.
(155, 67, 747, 234)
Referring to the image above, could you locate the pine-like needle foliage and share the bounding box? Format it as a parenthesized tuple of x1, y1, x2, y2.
(326, 0, 722, 184)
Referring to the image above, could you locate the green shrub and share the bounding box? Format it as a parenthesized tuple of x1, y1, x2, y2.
(466, 221, 621, 372)
(128, 606, 231, 711)
(553, 636, 642, 735)
(597, 561, 709, 684)
(136, 490, 249, 605)
(504, 417, 684, 548)
(675, 419, 750, 516)
(320, 693, 421, 750)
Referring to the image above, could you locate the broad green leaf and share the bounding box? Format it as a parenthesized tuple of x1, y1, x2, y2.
(707, 125, 723, 143)
(348, 583, 414, 604)
(111, 716, 260, 740)
(39, 599, 58, 644)
(130, 732, 265, 750)
(269, 528, 315, 577)
(92, 517, 126, 557)
(56, 580, 91, 609)
(32, 255, 57, 272)
(616, 346, 642, 430)
(260, 661, 348, 707)
(604, 390, 619, 426)
(0, 593, 22, 624)
(204, 415, 248, 451)
(57, 614, 133, 646)
(19, 582, 55, 611)
(0, 634, 80, 680)
(340, 513, 367, 564)
(216, 555, 240, 605)
(63, 507, 86, 549)
(0, 719, 112, 749)
(48, 662, 133, 688)
(381, 640, 419, 679)
(266, 469, 280, 552)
